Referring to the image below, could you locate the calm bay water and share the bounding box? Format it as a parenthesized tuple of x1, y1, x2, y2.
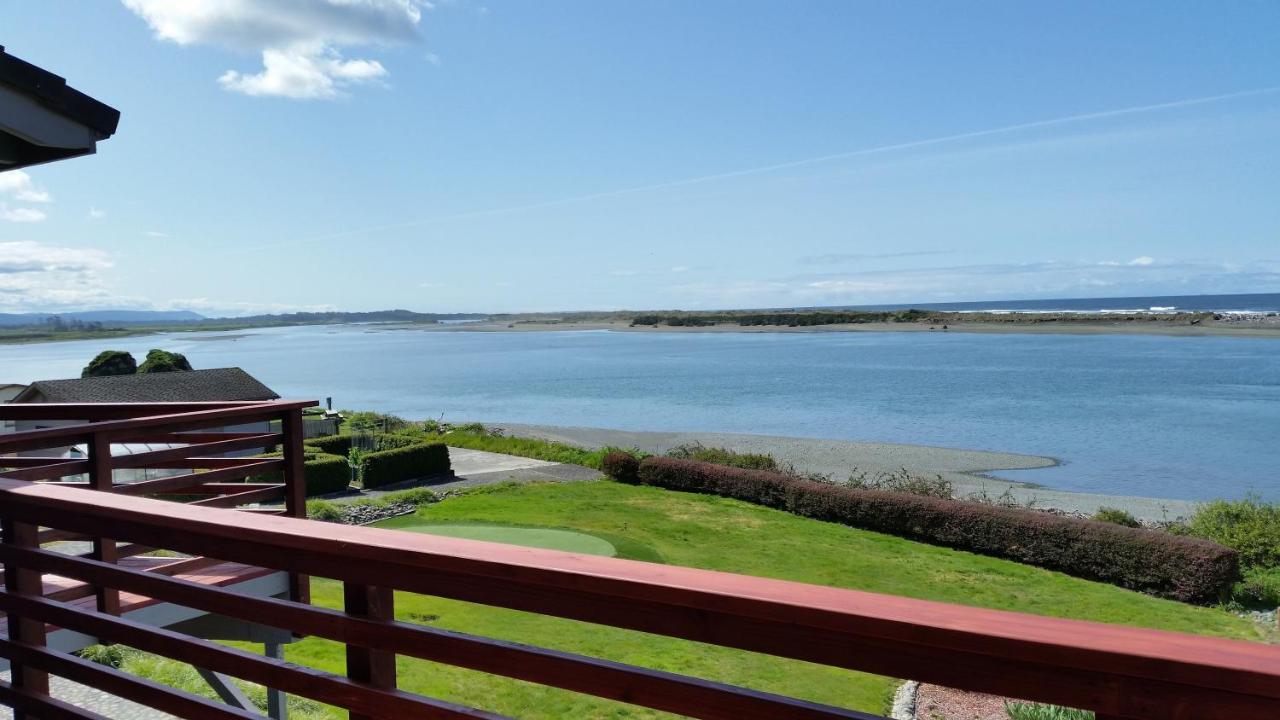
(2, 325, 1277, 501)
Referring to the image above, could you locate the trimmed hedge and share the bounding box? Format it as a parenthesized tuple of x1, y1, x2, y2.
(602, 451, 640, 484)
(634, 457, 1239, 604)
(304, 454, 352, 496)
(305, 434, 352, 456)
(363, 442, 451, 489)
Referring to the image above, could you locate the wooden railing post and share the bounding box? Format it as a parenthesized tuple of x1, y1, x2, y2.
(87, 433, 120, 616)
(1, 517, 49, 719)
(281, 409, 309, 605)
(343, 583, 396, 720)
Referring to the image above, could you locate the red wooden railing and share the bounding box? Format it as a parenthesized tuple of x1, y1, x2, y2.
(1, 403, 1278, 719)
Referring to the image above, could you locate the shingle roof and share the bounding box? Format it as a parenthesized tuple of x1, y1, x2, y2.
(15, 368, 279, 403)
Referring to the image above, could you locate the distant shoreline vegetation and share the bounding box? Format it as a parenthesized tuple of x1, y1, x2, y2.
(628, 309, 1218, 328)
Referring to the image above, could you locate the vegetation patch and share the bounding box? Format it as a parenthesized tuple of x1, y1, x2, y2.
(624, 456, 1240, 604)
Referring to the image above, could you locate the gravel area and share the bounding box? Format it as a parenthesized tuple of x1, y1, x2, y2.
(912, 684, 1011, 720)
(496, 424, 1198, 521)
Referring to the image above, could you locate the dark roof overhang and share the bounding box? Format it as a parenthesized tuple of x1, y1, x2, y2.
(0, 46, 120, 171)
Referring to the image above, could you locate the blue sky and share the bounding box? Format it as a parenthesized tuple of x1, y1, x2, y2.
(2, 1, 1278, 315)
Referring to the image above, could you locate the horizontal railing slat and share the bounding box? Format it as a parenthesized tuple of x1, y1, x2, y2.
(189, 485, 285, 508)
(0, 592, 510, 720)
(111, 460, 283, 496)
(0, 460, 90, 482)
(110, 433, 282, 470)
(0, 638, 260, 720)
(0, 545, 880, 720)
(0, 402, 277, 421)
(0, 401, 314, 454)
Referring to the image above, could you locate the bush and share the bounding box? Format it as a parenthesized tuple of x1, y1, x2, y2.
(374, 434, 420, 452)
(1005, 702, 1092, 720)
(1185, 496, 1280, 571)
(303, 454, 350, 496)
(666, 442, 778, 471)
(307, 499, 344, 522)
(82, 350, 136, 378)
(1233, 567, 1280, 607)
(602, 451, 640, 484)
(362, 442, 451, 489)
(137, 349, 193, 373)
(306, 434, 352, 456)
(846, 467, 953, 499)
(635, 458, 1239, 604)
(1093, 506, 1142, 528)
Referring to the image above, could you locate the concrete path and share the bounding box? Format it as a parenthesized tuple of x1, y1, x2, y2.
(0, 672, 177, 720)
(331, 446, 600, 502)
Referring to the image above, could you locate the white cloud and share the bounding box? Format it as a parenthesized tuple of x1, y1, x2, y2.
(88, 207, 107, 220)
(0, 241, 114, 311)
(660, 259, 1280, 308)
(145, 231, 170, 238)
(670, 265, 690, 273)
(0, 171, 51, 222)
(123, 0, 427, 100)
(1128, 256, 1156, 267)
(0, 206, 47, 223)
(0, 171, 52, 203)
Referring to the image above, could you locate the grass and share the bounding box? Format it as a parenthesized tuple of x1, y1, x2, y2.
(1005, 702, 1093, 719)
(391, 521, 619, 556)
(119, 481, 1260, 718)
(428, 430, 632, 470)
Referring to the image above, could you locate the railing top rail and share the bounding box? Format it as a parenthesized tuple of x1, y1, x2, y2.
(0, 401, 283, 421)
(2, 477, 1276, 710)
(0, 400, 316, 454)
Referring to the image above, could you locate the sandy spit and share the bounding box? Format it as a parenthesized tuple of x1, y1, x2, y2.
(494, 423, 1199, 521)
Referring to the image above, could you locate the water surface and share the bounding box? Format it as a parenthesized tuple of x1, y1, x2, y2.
(1, 325, 1276, 501)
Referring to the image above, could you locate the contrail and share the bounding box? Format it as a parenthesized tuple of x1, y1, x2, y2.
(254, 85, 1280, 250)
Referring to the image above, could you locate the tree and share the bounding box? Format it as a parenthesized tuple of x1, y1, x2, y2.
(82, 350, 137, 378)
(137, 349, 193, 373)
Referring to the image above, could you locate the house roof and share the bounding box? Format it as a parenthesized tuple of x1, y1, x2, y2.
(14, 368, 280, 404)
(0, 45, 120, 170)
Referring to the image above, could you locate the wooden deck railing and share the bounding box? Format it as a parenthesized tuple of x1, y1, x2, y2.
(0, 404, 1278, 719)
(0, 400, 317, 612)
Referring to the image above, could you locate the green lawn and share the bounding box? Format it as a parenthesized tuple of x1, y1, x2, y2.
(120, 480, 1260, 719)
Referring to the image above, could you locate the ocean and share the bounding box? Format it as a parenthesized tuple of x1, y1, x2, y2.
(1, 320, 1276, 501)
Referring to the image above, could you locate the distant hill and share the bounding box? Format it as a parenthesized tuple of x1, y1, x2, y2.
(0, 310, 204, 326)
(206, 310, 488, 325)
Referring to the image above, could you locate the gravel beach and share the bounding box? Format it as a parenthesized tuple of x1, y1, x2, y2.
(496, 423, 1200, 521)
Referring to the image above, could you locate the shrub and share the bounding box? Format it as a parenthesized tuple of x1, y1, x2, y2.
(602, 451, 640, 484)
(137, 349, 193, 373)
(306, 434, 352, 456)
(307, 499, 344, 522)
(1185, 496, 1280, 571)
(77, 644, 132, 669)
(362, 442, 451, 489)
(635, 458, 1239, 604)
(845, 467, 953, 499)
(1093, 506, 1142, 528)
(1005, 702, 1093, 720)
(666, 442, 778, 471)
(303, 453, 350, 496)
(82, 350, 136, 378)
(374, 433, 420, 452)
(1233, 567, 1280, 607)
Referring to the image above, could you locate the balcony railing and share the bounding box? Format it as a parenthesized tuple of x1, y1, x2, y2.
(1, 402, 1278, 719)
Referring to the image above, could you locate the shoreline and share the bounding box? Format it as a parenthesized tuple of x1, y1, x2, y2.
(440, 319, 1280, 339)
(493, 422, 1201, 521)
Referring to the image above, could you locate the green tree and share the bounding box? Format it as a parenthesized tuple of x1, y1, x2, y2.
(81, 350, 137, 378)
(137, 349, 194, 373)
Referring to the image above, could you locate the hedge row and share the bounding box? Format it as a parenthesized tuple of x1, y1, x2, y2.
(305, 434, 352, 456)
(626, 457, 1238, 604)
(363, 442, 451, 489)
(304, 454, 352, 496)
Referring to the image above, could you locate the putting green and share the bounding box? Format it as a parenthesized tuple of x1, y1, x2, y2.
(395, 522, 617, 557)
